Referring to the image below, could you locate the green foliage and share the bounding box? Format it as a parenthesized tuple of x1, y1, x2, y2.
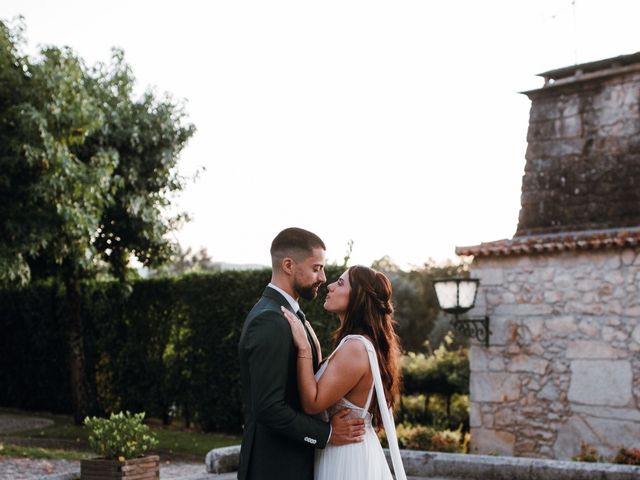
(0, 267, 344, 432)
(399, 393, 469, 431)
(402, 335, 469, 397)
(0, 17, 195, 423)
(0, 18, 195, 285)
(0, 407, 240, 458)
(571, 442, 603, 463)
(0, 443, 93, 461)
(372, 256, 470, 351)
(379, 422, 466, 453)
(84, 411, 158, 459)
(613, 447, 640, 465)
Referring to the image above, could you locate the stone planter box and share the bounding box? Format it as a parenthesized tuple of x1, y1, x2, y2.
(80, 455, 159, 479)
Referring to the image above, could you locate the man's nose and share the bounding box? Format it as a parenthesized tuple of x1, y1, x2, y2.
(319, 270, 327, 283)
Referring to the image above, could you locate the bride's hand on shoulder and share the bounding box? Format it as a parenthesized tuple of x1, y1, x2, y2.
(280, 307, 312, 353)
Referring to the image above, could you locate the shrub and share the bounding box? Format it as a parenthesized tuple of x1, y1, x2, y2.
(398, 393, 469, 431)
(0, 267, 344, 432)
(613, 447, 640, 465)
(380, 422, 465, 453)
(430, 428, 463, 453)
(84, 411, 158, 459)
(571, 442, 601, 463)
(396, 423, 435, 450)
(402, 337, 469, 397)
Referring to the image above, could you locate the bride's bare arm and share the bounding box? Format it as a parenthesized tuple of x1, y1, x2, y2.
(281, 307, 368, 415)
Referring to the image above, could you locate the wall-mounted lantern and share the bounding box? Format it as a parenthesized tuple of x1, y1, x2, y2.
(432, 278, 491, 347)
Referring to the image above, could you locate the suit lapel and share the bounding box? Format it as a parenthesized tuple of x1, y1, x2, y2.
(262, 287, 319, 372)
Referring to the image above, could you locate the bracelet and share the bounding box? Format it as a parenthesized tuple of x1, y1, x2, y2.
(297, 354, 312, 359)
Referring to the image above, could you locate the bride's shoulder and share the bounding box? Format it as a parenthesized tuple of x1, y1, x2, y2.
(342, 334, 375, 348)
(337, 335, 373, 358)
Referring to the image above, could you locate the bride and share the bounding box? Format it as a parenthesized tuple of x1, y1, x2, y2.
(281, 265, 407, 480)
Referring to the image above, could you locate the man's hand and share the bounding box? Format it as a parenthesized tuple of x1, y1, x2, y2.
(329, 409, 365, 445)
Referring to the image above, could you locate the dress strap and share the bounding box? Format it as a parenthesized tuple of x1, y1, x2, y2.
(346, 336, 376, 417)
(345, 335, 407, 480)
(362, 382, 375, 418)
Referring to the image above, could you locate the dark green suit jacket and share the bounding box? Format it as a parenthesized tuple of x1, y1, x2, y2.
(238, 287, 330, 480)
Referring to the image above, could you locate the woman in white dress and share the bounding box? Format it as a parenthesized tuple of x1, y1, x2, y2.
(281, 265, 407, 480)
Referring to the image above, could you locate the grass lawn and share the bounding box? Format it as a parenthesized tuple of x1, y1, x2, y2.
(0, 408, 240, 460)
(0, 443, 93, 461)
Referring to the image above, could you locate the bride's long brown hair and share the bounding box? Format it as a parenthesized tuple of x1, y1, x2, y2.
(332, 265, 402, 428)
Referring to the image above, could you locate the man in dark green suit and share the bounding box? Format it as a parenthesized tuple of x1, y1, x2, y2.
(238, 228, 365, 480)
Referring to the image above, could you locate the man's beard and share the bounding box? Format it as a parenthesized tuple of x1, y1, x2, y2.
(296, 281, 321, 301)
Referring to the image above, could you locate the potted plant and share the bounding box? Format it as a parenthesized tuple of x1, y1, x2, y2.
(82, 411, 160, 479)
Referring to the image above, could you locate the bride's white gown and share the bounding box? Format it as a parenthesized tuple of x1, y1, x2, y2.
(313, 335, 407, 480)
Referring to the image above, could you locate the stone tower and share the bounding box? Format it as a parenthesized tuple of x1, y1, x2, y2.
(456, 52, 640, 459)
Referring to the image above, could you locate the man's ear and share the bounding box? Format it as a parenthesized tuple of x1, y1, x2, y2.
(282, 257, 295, 276)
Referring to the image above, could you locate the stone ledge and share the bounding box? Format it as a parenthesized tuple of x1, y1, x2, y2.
(206, 445, 241, 474)
(206, 445, 640, 479)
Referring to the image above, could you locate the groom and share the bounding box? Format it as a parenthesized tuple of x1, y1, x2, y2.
(238, 227, 365, 480)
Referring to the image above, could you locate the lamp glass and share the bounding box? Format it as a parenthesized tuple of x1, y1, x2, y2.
(433, 280, 459, 310)
(458, 280, 478, 309)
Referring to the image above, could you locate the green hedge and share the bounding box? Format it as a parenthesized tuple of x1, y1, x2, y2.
(0, 267, 344, 432)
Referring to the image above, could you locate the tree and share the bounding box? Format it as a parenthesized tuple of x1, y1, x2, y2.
(372, 256, 469, 352)
(0, 18, 195, 423)
(149, 244, 220, 276)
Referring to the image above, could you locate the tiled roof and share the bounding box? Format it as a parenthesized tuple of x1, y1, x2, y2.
(455, 227, 640, 258)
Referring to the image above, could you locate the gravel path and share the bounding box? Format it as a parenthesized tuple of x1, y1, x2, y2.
(0, 456, 235, 479)
(0, 413, 236, 479)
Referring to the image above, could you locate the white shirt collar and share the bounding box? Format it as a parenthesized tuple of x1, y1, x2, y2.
(268, 282, 300, 312)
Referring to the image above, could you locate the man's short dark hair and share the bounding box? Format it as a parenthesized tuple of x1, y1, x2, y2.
(270, 227, 325, 270)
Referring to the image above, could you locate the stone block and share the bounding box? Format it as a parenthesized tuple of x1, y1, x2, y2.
(602, 325, 628, 342)
(470, 402, 482, 428)
(553, 273, 574, 290)
(566, 301, 605, 315)
(540, 267, 555, 281)
(470, 345, 489, 372)
(632, 325, 640, 345)
(470, 428, 515, 456)
(476, 268, 503, 285)
(604, 270, 625, 285)
(494, 408, 515, 427)
(572, 404, 640, 422)
(553, 415, 599, 459)
(494, 303, 553, 316)
(568, 360, 632, 406)
(604, 254, 622, 269)
(538, 381, 560, 401)
(566, 340, 621, 359)
(489, 356, 506, 371)
(545, 316, 577, 334)
(206, 445, 241, 473)
(544, 290, 563, 303)
(471, 372, 521, 402)
(621, 249, 636, 265)
(578, 318, 601, 337)
(485, 317, 516, 346)
(507, 355, 549, 375)
(525, 318, 545, 339)
(585, 416, 640, 458)
(624, 306, 640, 316)
(556, 115, 582, 138)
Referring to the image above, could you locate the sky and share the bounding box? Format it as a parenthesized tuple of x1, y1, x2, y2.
(3, 1, 640, 269)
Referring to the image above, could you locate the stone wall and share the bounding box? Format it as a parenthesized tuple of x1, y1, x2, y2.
(468, 248, 640, 459)
(516, 68, 640, 236)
